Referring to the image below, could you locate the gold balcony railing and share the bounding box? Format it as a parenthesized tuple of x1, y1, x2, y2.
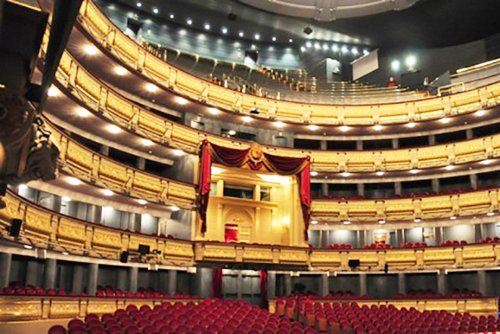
(53, 51, 500, 173)
(2, 191, 500, 271)
(72, 0, 500, 125)
(0, 296, 201, 322)
(44, 120, 196, 208)
(312, 188, 500, 223)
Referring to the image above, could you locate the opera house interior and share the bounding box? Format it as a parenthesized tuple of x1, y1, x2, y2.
(3, 0, 500, 333)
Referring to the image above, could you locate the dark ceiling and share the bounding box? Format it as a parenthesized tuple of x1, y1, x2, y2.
(320, 0, 500, 48)
(106, 0, 500, 49)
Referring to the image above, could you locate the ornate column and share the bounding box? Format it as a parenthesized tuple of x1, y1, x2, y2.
(0, 253, 12, 288)
(87, 263, 99, 296)
(129, 267, 138, 293)
(43, 259, 57, 290)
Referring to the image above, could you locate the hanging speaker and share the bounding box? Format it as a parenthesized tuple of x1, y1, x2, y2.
(348, 259, 360, 268)
(9, 219, 22, 237)
(138, 244, 150, 255)
(120, 251, 129, 263)
(0, 183, 6, 196)
(303, 26, 313, 35)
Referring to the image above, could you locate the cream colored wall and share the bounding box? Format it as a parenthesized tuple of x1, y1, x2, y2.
(195, 167, 306, 246)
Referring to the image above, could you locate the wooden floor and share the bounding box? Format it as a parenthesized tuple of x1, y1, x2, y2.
(0, 318, 70, 334)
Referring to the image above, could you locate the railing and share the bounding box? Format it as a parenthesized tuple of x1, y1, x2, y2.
(54, 51, 500, 174)
(312, 188, 500, 223)
(0, 296, 201, 322)
(2, 191, 500, 271)
(268, 297, 500, 317)
(45, 120, 196, 208)
(73, 0, 500, 125)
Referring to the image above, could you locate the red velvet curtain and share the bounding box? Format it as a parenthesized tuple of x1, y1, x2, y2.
(198, 143, 212, 234)
(300, 163, 311, 240)
(260, 270, 268, 308)
(211, 268, 223, 298)
(198, 141, 311, 239)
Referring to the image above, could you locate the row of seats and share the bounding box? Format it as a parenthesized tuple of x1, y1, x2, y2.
(96, 287, 192, 299)
(315, 239, 500, 250)
(0, 284, 192, 299)
(314, 185, 498, 201)
(48, 298, 318, 334)
(301, 302, 500, 334)
(394, 289, 482, 299)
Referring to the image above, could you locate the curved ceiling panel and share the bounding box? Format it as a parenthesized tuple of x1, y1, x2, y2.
(238, 0, 419, 20)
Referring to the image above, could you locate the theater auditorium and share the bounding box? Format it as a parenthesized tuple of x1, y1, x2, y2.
(1, 0, 500, 333)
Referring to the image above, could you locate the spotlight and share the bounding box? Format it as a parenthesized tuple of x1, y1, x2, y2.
(391, 60, 400, 71)
(114, 66, 127, 76)
(406, 122, 416, 128)
(204, 23, 210, 30)
(84, 44, 98, 55)
(76, 108, 90, 117)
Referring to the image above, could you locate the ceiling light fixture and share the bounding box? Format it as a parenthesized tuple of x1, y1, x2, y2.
(373, 124, 383, 131)
(487, 212, 495, 216)
(102, 189, 114, 196)
(274, 121, 285, 128)
(406, 122, 416, 128)
(480, 159, 493, 165)
(339, 125, 350, 132)
(254, 34, 260, 40)
(343, 221, 351, 225)
(308, 124, 319, 131)
(62, 196, 72, 202)
(176, 97, 188, 105)
(187, 18, 193, 25)
(376, 171, 385, 176)
(228, 130, 236, 136)
(173, 149, 185, 156)
(106, 124, 122, 134)
(378, 220, 386, 224)
(83, 44, 98, 55)
(310, 171, 318, 176)
(137, 199, 147, 205)
(242, 116, 252, 123)
(311, 220, 318, 225)
(76, 108, 90, 117)
(239, 31, 244, 37)
(48, 86, 58, 97)
(410, 169, 419, 174)
(169, 14, 174, 19)
(153, 8, 158, 14)
(204, 23, 210, 30)
(475, 109, 486, 117)
(289, 39, 293, 43)
(272, 36, 276, 41)
(67, 177, 81, 186)
(18, 184, 28, 191)
(440, 117, 451, 124)
(341, 172, 351, 177)
(146, 83, 158, 92)
(170, 205, 180, 212)
(114, 66, 127, 75)
(414, 218, 421, 223)
(222, 27, 228, 34)
(208, 108, 220, 115)
(141, 138, 154, 146)
(450, 216, 457, 220)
